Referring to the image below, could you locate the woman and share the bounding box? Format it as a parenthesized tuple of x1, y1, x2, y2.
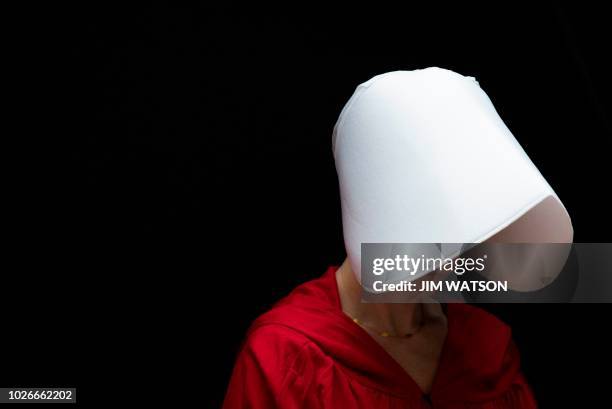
(223, 68, 573, 408)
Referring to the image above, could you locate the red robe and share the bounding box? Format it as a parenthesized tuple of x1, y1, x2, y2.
(223, 266, 537, 408)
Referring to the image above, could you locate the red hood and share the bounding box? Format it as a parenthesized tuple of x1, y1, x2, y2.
(248, 266, 522, 405)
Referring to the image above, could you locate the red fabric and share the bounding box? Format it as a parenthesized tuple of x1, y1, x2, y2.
(223, 266, 538, 408)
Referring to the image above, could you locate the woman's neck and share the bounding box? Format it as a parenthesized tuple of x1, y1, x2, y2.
(336, 258, 424, 336)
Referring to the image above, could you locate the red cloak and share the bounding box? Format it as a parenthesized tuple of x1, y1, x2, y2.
(223, 266, 537, 408)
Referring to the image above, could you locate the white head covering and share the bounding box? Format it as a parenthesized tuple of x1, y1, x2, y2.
(333, 67, 573, 283)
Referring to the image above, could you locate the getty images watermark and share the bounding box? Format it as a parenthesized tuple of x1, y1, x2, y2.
(360, 243, 612, 303)
(370, 253, 504, 292)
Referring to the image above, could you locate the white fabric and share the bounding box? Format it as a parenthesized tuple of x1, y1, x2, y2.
(332, 67, 572, 283)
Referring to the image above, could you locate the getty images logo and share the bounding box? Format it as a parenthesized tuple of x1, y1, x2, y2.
(372, 253, 488, 277)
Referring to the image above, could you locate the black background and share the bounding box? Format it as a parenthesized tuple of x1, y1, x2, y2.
(6, 2, 611, 407)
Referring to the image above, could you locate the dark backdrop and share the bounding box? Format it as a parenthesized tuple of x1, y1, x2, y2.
(8, 2, 611, 408)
